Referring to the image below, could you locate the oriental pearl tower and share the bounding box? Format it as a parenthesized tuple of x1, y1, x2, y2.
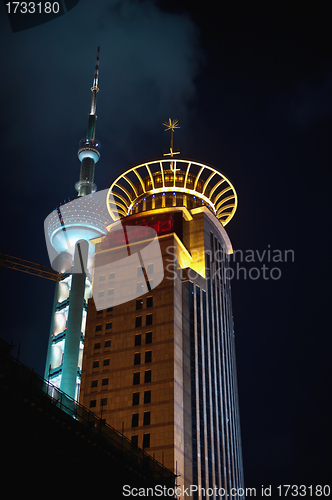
(44, 48, 112, 401)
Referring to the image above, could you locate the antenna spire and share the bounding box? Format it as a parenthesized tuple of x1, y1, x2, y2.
(90, 46, 100, 115)
(76, 47, 101, 197)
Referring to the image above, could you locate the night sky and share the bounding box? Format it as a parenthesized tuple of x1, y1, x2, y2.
(0, 1, 331, 497)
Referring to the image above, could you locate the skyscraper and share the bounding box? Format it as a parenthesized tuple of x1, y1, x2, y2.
(79, 125, 244, 497)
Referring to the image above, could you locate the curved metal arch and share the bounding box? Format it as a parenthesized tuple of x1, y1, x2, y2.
(208, 178, 226, 200)
(112, 183, 133, 204)
(145, 164, 155, 190)
(183, 162, 192, 188)
(133, 168, 146, 193)
(217, 204, 236, 215)
(159, 161, 165, 186)
(107, 157, 237, 226)
(193, 166, 204, 191)
(215, 194, 237, 212)
(112, 191, 130, 207)
(213, 185, 233, 206)
(123, 175, 139, 198)
(113, 200, 128, 215)
(202, 171, 216, 196)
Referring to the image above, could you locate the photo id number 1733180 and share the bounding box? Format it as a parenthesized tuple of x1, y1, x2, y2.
(276, 485, 330, 497)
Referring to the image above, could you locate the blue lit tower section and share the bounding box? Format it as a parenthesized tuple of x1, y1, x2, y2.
(44, 48, 111, 400)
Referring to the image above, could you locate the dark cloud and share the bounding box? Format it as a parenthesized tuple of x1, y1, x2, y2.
(0, 0, 203, 185)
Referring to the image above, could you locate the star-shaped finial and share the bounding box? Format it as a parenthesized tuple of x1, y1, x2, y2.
(163, 118, 180, 132)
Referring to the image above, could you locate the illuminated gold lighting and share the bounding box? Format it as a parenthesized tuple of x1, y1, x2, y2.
(184, 162, 192, 188)
(133, 168, 145, 192)
(163, 118, 180, 171)
(202, 171, 216, 195)
(145, 164, 155, 189)
(123, 175, 138, 198)
(193, 166, 204, 190)
(107, 158, 237, 226)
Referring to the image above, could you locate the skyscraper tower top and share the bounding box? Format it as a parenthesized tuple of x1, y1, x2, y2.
(76, 47, 101, 197)
(106, 119, 238, 227)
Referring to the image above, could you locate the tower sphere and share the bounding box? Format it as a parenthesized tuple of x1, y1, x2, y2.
(45, 194, 112, 272)
(77, 138, 100, 163)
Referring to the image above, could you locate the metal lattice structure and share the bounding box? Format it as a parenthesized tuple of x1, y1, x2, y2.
(0, 253, 64, 281)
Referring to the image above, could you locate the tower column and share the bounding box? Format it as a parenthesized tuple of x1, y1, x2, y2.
(60, 240, 88, 400)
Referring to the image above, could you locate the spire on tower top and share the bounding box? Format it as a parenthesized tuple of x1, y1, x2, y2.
(90, 46, 100, 115)
(163, 118, 180, 158)
(76, 47, 101, 197)
(88, 46, 100, 124)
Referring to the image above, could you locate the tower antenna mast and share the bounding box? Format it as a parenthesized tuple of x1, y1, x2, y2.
(88, 46, 100, 141)
(76, 47, 101, 197)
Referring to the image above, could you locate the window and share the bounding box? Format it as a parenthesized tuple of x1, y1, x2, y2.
(102, 378, 108, 386)
(147, 264, 154, 274)
(135, 334, 141, 346)
(135, 316, 142, 328)
(108, 289, 114, 296)
(146, 296, 153, 308)
(137, 266, 144, 277)
(104, 340, 111, 347)
(94, 342, 101, 350)
(132, 392, 140, 406)
(142, 433, 150, 448)
(92, 361, 99, 368)
(91, 380, 98, 388)
(99, 275, 106, 281)
(131, 435, 138, 448)
(103, 358, 110, 366)
(107, 307, 113, 313)
(97, 310, 103, 315)
(106, 322, 112, 330)
(132, 413, 139, 427)
(95, 324, 102, 332)
(137, 282, 144, 294)
(101, 398, 107, 406)
(133, 372, 140, 385)
(134, 353, 141, 365)
(146, 314, 153, 326)
(145, 332, 152, 344)
(144, 370, 151, 383)
(89, 400, 96, 408)
(109, 272, 115, 280)
(144, 390, 151, 404)
(136, 299, 143, 310)
(145, 351, 152, 363)
(143, 411, 150, 425)
(98, 291, 105, 298)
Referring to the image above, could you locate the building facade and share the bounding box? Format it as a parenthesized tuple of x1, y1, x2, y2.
(80, 158, 244, 498)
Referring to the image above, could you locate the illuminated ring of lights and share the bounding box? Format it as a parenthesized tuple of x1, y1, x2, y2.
(107, 158, 237, 226)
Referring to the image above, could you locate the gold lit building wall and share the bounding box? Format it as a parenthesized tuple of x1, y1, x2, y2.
(80, 207, 244, 498)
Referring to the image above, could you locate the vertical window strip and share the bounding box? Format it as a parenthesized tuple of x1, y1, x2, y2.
(199, 285, 212, 489)
(196, 286, 204, 488)
(188, 281, 198, 500)
(204, 289, 220, 491)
